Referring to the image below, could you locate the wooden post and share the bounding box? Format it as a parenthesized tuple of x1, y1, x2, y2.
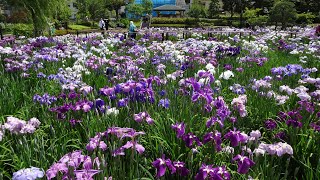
(0, 28, 3, 40)
(249, 32, 252, 42)
(166, 32, 169, 40)
(162, 32, 165, 42)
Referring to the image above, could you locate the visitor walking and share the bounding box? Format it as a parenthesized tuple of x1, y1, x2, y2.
(129, 21, 137, 39)
(99, 18, 105, 35)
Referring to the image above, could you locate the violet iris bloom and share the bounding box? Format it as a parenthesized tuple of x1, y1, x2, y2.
(173, 161, 189, 176)
(152, 155, 176, 178)
(171, 122, 186, 138)
(158, 98, 170, 108)
(195, 164, 230, 180)
(232, 155, 255, 174)
(224, 128, 248, 147)
(182, 133, 203, 148)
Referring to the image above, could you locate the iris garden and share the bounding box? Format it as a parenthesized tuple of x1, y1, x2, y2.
(0, 27, 320, 179)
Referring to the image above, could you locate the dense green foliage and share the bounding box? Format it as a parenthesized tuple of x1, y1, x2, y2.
(269, 0, 297, 29)
(187, 2, 207, 18)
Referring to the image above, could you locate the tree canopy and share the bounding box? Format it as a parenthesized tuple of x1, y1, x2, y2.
(2, 0, 69, 36)
(269, 0, 297, 29)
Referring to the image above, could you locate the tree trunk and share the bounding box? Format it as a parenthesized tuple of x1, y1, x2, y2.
(116, 9, 119, 20)
(30, 8, 40, 37)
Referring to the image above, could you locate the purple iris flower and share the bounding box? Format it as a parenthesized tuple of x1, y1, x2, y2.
(113, 140, 145, 156)
(265, 119, 277, 130)
(171, 122, 186, 138)
(158, 98, 170, 108)
(95, 98, 106, 113)
(202, 131, 222, 152)
(86, 134, 107, 152)
(173, 161, 189, 176)
(195, 164, 230, 180)
(206, 116, 224, 128)
(73, 169, 101, 180)
(182, 133, 203, 148)
(152, 155, 176, 178)
(224, 128, 248, 147)
(232, 154, 255, 174)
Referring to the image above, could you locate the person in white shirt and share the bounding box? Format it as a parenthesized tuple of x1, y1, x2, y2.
(99, 18, 105, 35)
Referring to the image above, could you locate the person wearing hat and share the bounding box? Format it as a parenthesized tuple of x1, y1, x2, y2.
(128, 21, 137, 39)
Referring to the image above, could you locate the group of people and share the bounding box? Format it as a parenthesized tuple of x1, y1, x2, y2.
(99, 14, 151, 39)
(128, 14, 151, 39)
(99, 18, 109, 34)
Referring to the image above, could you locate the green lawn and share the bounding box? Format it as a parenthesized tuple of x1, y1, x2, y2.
(68, 24, 92, 30)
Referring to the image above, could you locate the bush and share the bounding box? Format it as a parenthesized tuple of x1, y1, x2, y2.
(151, 18, 187, 24)
(247, 15, 268, 27)
(296, 13, 316, 25)
(188, 3, 207, 18)
(78, 21, 94, 27)
(119, 18, 130, 28)
(4, 23, 33, 37)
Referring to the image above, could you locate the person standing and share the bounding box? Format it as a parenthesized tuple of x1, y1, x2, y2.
(99, 18, 105, 34)
(104, 19, 109, 30)
(145, 13, 151, 29)
(140, 16, 147, 29)
(128, 21, 137, 39)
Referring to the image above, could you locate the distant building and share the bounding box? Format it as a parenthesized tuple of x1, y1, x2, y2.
(132, 0, 223, 17)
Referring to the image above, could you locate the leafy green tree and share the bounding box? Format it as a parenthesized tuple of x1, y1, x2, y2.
(126, 3, 144, 19)
(243, 8, 268, 28)
(222, 0, 238, 17)
(208, 0, 220, 18)
(142, 0, 153, 14)
(3, 0, 68, 36)
(55, 1, 72, 21)
(105, 0, 126, 19)
(252, 0, 274, 13)
(76, 0, 109, 21)
(269, 0, 297, 29)
(188, 2, 207, 18)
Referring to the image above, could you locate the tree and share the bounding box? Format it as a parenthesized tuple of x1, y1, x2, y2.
(3, 0, 68, 37)
(126, 3, 144, 19)
(188, 2, 207, 18)
(269, 0, 297, 29)
(252, 0, 274, 14)
(76, 0, 109, 21)
(208, 0, 220, 18)
(105, 0, 126, 20)
(142, 0, 153, 14)
(243, 8, 268, 28)
(222, 0, 238, 17)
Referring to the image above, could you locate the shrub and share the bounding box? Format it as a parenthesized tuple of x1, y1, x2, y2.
(296, 13, 316, 25)
(188, 3, 207, 18)
(247, 16, 268, 27)
(119, 18, 130, 28)
(78, 21, 94, 27)
(151, 18, 188, 24)
(4, 23, 33, 37)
